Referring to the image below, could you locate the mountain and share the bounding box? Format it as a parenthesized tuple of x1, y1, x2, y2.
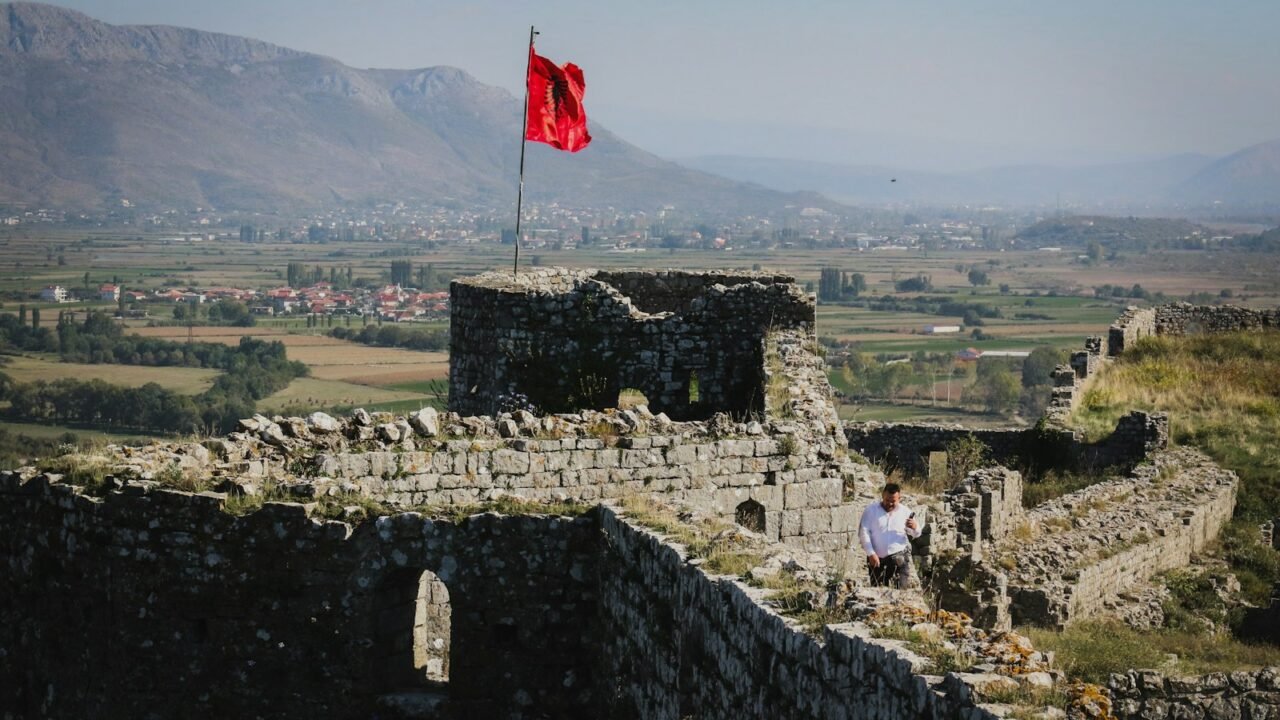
(1171, 139, 1280, 207)
(681, 154, 1223, 207)
(0, 2, 836, 215)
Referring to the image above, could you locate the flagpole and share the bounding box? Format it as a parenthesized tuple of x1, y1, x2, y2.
(513, 25, 537, 275)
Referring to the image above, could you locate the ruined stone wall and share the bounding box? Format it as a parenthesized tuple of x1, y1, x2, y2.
(1, 470, 1013, 720)
(1109, 307, 1158, 356)
(1154, 303, 1280, 336)
(843, 410, 1167, 477)
(449, 269, 814, 420)
(594, 507, 1001, 720)
(1002, 448, 1237, 628)
(1108, 668, 1280, 720)
(1109, 303, 1280, 358)
(939, 466, 1025, 559)
(0, 471, 601, 719)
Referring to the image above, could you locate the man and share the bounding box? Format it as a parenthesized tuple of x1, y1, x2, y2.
(858, 483, 922, 588)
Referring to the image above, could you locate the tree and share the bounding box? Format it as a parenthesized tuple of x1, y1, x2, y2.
(967, 269, 991, 287)
(1021, 346, 1066, 389)
(818, 267, 842, 302)
(30, 308, 39, 330)
(895, 274, 932, 293)
(390, 260, 412, 287)
(1086, 241, 1103, 263)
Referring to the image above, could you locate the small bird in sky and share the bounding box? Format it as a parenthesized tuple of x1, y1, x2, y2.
(890, 178, 897, 183)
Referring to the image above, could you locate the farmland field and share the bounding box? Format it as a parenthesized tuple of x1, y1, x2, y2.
(255, 377, 435, 415)
(5, 226, 1280, 436)
(0, 354, 220, 394)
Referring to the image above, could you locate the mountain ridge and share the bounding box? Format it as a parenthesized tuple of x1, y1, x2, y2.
(0, 2, 837, 215)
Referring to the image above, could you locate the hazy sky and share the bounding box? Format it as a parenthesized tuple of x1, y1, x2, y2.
(48, 0, 1280, 171)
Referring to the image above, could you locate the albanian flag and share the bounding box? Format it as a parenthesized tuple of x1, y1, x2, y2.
(525, 47, 592, 152)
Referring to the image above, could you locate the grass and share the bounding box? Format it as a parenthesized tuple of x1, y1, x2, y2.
(1024, 620, 1280, 683)
(617, 495, 768, 578)
(1070, 330, 1280, 603)
(764, 335, 794, 419)
(1022, 469, 1105, 508)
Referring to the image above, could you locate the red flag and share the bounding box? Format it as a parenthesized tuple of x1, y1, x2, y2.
(525, 47, 592, 153)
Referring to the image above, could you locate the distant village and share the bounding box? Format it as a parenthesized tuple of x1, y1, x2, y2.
(38, 281, 450, 323)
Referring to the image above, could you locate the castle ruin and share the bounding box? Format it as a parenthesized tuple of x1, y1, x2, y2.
(1, 272, 1276, 720)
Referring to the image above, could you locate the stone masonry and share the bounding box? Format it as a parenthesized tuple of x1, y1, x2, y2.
(844, 410, 1168, 477)
(449, 269, 813, 420)
(1000, 448, 1237, 629)
(0, 469, 1015, 720)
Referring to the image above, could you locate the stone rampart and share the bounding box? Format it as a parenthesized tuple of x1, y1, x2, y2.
(0, 469, 601, 719)
(1001, 448, 1237, 628)
(449, 269, 814, 420)
(88, 320, 867, 566)
(0, 469, 1011, 720)
(1108, 667, 1280, 720)
(1154, 303, 1280, 336)
(844, 410, 1168, 477)
(1109, 303, 1280, 358)
(596, 506, 1002, 719)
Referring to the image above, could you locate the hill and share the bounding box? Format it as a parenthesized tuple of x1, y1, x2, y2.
(0, 2, 834, 215)
(1172, 139, 1280, 207)
(1015, 215, 1211, 250)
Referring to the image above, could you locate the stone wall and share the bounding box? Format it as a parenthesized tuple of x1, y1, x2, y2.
(448, 268, 814, 420)
(1154, 303, 1280, 336)
(1, 470, 1016, 720)
(1108, 668, 1280, 720)
(1109, 303, 1280, 358)
(595, 506, 1002, 720)
(0, 470, 601, 719)
(1001, 448, 1238, 628)
(844, 410, 1168, 477)
(1108, 307, 1158, 357)
(93, 319, 867, 567)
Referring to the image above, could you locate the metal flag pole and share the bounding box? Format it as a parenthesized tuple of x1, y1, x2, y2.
(513, 25, 537, 275)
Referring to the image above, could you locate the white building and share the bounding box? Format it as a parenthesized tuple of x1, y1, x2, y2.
(925, 325, 961, 334)
(40, 286, 68, 303)
(99, 284, 120, 302)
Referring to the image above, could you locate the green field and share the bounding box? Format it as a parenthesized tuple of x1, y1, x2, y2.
(5, 226, 1280, 432)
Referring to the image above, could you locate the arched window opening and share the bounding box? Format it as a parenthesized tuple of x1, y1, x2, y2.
(735, 499, 766, 533)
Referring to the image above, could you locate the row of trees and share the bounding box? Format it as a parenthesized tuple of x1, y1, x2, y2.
(0, 312, 308, 434)
(329, 325, 449, 352)
(0, 337, 307, 434)
(817, 268, 867, 302)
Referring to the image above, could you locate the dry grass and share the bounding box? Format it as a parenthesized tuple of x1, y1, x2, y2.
(1025, 620, 1280, 683)
(0, 354, 220, 395)
(255, 377, 430, 413)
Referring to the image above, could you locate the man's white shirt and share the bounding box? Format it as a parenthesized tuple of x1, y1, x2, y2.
(858, 502, 922, 558)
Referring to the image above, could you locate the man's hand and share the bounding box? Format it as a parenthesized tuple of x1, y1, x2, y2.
(867, 553, 880, 568)
(906, 517, 918, 532)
